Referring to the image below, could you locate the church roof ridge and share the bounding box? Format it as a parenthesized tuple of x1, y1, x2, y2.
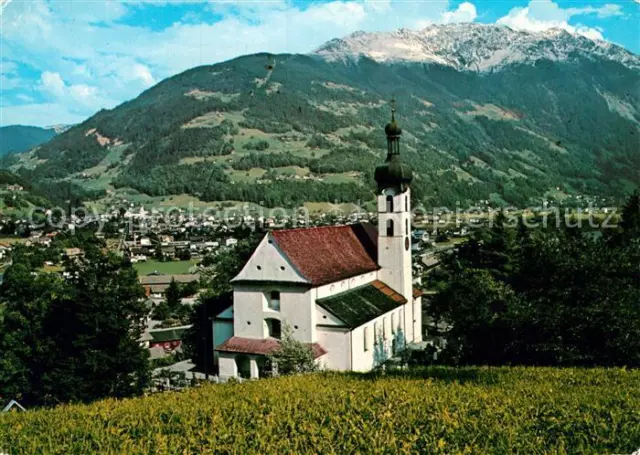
(269, 222, 364, 236)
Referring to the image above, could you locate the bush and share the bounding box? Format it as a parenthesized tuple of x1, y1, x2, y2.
(242, 139, 270, 151)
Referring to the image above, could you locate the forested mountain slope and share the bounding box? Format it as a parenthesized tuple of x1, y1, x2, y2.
(10, 25, 639, 208)
(0, 125, 57, 156)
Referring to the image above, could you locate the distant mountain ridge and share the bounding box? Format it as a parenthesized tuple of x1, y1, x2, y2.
(0, 125, 57, 156)
(314, 24, 640, 72)
(6, 24, 639, 208)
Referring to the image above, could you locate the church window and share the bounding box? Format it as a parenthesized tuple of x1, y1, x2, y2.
(405, 219, 409, 234)
(386, 195, 393, 212)
(405, 195, 408, 211)
(268, 291, 280, 311)
(391, 313, 396, 335)
(386, 219, 394, 236)
(374, 321, 379, 344)
(383, 317, 389, 340)
(265, 318, 281, 339)
(364, 327, 369, 351)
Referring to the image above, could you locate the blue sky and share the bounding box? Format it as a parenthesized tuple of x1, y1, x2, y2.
(0, 0, 638, 127)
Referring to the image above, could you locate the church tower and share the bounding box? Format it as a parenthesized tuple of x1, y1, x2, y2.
(374, 99, 414, 305)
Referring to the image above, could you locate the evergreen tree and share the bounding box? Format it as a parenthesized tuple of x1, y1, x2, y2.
(166, 279, 182, 309)
(430, 198, 640, 367)
(0, 247, 150, 406)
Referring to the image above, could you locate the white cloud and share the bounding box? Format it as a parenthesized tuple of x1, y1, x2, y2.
(0, 75, 21, 90)
(441, 2, 477, 24)
(15, 93, 34, 103)
(40, 71, 66, 98)
(497, 0, 620, 40)
(1, 60, 17, 75)
(567, 4, 623, 19)
(39, 71, 117, 112)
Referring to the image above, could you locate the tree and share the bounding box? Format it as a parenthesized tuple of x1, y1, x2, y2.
(154, 243, 164, 261)
(618, 190, 640, 241)
(267, 324, 317, 376)
(177, 249, 192, 261)
(0, 264, 67, 405)
(429, 203, 640, 368)
(0, 247, 150, 406)
(165, 279, 181, 308)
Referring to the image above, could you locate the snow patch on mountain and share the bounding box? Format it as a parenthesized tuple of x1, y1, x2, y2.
(313, 23, 639, 72)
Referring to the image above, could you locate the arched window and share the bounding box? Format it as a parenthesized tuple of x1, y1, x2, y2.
(374, 321, 379, 344)
(391, 313, 396, 335)
(405, 219, 409, 235)
(268, 290, 280, 311)
(386, 195, 393, 213)
(386, 219, 394, 236)
(383, 317, 389, 340)
(363, 327, 369, 351)
(265, 318, 281, 339)
(405, 195, 408, 211)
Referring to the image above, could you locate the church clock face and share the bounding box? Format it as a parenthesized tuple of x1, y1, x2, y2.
(405, 237, 410, 251)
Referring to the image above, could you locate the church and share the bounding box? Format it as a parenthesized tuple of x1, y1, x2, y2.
(213, 106, 423, 379)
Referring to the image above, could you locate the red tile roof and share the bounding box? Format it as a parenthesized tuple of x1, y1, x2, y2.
(271, 223, 378, 286)
(413, 288, 424, 298)
(216, 336, 327, 359)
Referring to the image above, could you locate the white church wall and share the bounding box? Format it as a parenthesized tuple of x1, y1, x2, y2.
(350, 306, 405, 372)
(280, 286, 315, 343)
(315, 304, 345, 327)
(218, 353, 237, 380)
(232, 235, 308, 284)
(233, 286, 267, 338)
(314, 271, 377, 300)
(233, 284, 314, 342)
(402, 299, 414, 343)
(413, 296, 423, 343)
(316, 327, 351, 371)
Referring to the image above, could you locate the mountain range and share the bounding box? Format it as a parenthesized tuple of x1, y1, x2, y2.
(6, 24, 639, 209)
(0, 125, 58, 156)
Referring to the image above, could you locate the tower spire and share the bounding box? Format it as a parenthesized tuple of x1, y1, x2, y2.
(375, 98, 413, 192)
(390, 95, 396, 123)
(384, 96, 402, 156)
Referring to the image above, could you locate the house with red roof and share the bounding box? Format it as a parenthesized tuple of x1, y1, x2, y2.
(214, 106, 423, 379)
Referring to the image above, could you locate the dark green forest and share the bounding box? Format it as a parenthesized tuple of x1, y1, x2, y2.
(428, 192, 640, 367)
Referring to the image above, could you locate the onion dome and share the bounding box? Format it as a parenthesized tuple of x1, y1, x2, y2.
(375, 98, 413, 191)
(385, 111, 402, 137)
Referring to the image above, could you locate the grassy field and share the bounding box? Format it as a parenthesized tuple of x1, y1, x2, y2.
(1, 367, 638, 454)
(133, 259, 199, 276)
